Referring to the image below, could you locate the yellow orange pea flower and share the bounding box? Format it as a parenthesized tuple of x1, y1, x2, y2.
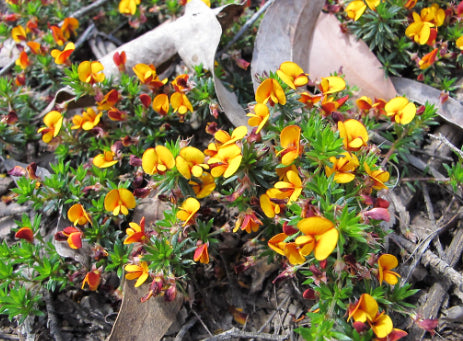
(15, 227, 34, 243)
(78, 61, 105, 84)
(348, 293, 393, 339)
(405, 13, 434, 45)
(364, 162, 390, 190)
(273, 170, 303, 204)
(214, 125, 248, 147)
(297, 216, 339, 261)
(345, 1, 366, 21)
(377, 254, 401, 285)
(171, 92, 193, 115)
(133, 63, 167, 89)
(356, 96, 373, 111)
(37, 111, 63, 143)
(152, 94, 169, 115)
(119, 0, 141, 15)
(325, 152, 359, 184)
(55, 226, 83, 249)
(259, 192, 281, 218)
(268, 233, 312, 265)
(385, 96, 416, 125)
(124, 216, 147, 244)
(79, 107, 103, 130)
(456, 36, 463, 50)
(50, 25, 66, 46)
(142, 145, 175, 175)
(67, 203, 92, 226)
(207, 144, 243, 178)
(81, 266, 101, 291)
(93, 151, 118, 168)
(51, 42, 75, 65)
(189, 172, 216, 199)
(338, 119, 369, 151)
(234, 209, 263, 233)
(176, 146, 209, 179)
(194, 242, 210, 264)
(247, 103, 270, 134)
(104, 188, 136, 216)
(319, 76, 346, 94)
(61, 17, 79, 39)
(125, 261, 149, 287)
(27, 41, 43, 55)
(15, 51, 30, 70)
(255, 78, 286, 105)
(276, 61, 309, 90)
(278, 125, 301, 166)
(176, 197, 200, 226)
(12, 25, 27, 42)
(418, 48, 439, 70)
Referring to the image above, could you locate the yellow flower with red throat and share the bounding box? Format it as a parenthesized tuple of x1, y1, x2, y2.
(79, 107, 103, 130)
(385, 96, 416, 125)
(207, 144, 243, 178)
(97, 89, 120, 111)
(15, 51, 30, 70)
(104, 188, 136, 216)
(278, 125, 301, 165)
(119, 0, 141, 15)
(319, 76, 346, 94)
(268, 232, 311, 265)
(234, 209, 263, 233)
(55, 226, 83, 249)
(214, 126, 248, 147)
(247, 103, 270, 134)
(273, 170, 303, 204)
(82, 266, 101, 291)
(124, 216, 147, 244)
(27, 41, 43, 55)
(37, 111, 63, 143)
(176, 197, 200, 226)
(67, 203, 92, 226)
(93, 151, 118, 168)
(133, 63, 167, 89)
(12, 25, 27, 42)
(345, 1, 367, 21)
(457, 36, 463, 50)
(15, 227, 34, 243)
(152, 94, 169, 115)
(325, 152, 359, 183)
(338, 119, 369, 151)
(364, 162, 389, 190)
(78, 61, 105, 84)
(194, 242, 209, 264)
(405, 4, 445, 46)
(176, 146, 209, 179)
(189, 172, 216, 198)
(297, 216, 339, 261)
(419, 48, 439, 70)
(61, 17, 79, 39)
(142, 145, 175, 175)
(171, 92, 193, 115)
(348, 293, 393, 339)
(356, 96, 373, 111)
(255, 78, 286, 105)
(276, 61, 309, 89)
(51, 42, 74, 65)
(50, 25, 66, 46)
(171, 74, 190, 92)
(377, 254, 401, 285)
(125, 261, 149, 287)
(404, 0, 417, 9)
(259, 193, 281, 218)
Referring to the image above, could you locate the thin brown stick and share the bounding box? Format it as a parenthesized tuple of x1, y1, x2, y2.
(200, 327, 288, 341)
(390, 233, 463, 291)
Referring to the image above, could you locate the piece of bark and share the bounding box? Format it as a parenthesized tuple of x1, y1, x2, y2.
(408, 224, 463, 339)
(107, 280, 183, 341)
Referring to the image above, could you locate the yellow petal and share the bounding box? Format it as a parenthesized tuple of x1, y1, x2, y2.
(314, 228, 339, 260)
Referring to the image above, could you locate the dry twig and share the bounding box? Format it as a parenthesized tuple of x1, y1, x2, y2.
(200, 327, 288, 341)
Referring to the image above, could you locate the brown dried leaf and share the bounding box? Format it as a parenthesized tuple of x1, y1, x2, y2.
(107, 280, 183, 341)
(307, 13, 396, 99)
(251, 0, 325, 91)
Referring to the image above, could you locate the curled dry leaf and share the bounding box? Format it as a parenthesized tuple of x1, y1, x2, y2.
(251, 0, 324, 91)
